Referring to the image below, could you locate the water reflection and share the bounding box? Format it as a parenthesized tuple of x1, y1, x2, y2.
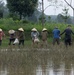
(0, 66, 7, 75)
(0, 47, 74, 75)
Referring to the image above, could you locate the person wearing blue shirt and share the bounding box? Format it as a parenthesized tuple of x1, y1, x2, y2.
(52, 27, 60, 45)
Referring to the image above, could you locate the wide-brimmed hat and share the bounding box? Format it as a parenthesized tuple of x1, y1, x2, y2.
(32, 28, 37, 31)
(0, 28, 2, 31)
(42, 28, 47, 31)
(8, 30, 15, 34)
(18, 28, 24, 31)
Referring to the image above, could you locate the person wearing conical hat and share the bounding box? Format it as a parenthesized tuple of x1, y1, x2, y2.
(31, 28, 37, 32)
(41, 28, 48, 47)
(8, 29, 15, 45)
(18, 28, 24, 32)
(0, 28, 5, 46)
(18, 28, 25, 47)
(31, 28, 39, 46)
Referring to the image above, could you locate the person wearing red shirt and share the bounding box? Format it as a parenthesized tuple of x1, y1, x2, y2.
(0, 28, 5, 46)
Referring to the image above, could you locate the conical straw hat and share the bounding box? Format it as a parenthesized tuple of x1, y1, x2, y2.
(42, 28, 47, 31)
(32, 28, 37, 31)
(0, 28, 2, 31)
(8, 30, 15, 34)
(18, 28, 24, 31)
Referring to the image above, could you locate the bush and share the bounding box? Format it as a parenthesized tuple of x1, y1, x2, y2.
(0, 18, 74, 39)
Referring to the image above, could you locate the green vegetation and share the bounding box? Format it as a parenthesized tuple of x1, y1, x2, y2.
(0, 18, 72, 31)
(7, 0, 38, 20)
(0, 18, 74, 47)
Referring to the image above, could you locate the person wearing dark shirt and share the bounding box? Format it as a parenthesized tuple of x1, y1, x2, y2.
(8, 30, 15, 45)
(60, 25, 74, 47)
(52, 27, 60, 45)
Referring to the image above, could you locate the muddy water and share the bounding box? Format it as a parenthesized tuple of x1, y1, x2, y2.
(0, 48, 74, 75)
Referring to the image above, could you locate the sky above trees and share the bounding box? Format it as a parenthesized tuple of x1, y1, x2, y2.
(39, 0, 73, 16)
(3, 0, 74, 16)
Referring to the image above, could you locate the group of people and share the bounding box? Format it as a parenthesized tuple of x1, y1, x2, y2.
(31, 28, 48, 47)
(53, 25, 74, 47)
(31, 25, 74, 47)
(0, 28, 25, 47)
(0, 25, 74, 47)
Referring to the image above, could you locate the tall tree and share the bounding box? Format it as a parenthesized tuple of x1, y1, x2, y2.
(38, 0, 60, 26)
(57, 14, 64, 23)
(63, 0, 74, 24)
(7, 0, 38, 20)
(0, 1, 5, 18)
(61, 7, 70, 23)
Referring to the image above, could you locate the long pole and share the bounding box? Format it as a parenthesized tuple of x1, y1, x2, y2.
(42, 0, 44, 26)
(73, 9, 74, 24)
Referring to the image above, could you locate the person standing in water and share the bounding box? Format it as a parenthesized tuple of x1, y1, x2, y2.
(60, 25, 74, 47)
(31, 28, 39, 47)
(18, 28, 25, 47)
(41, 28, 48, 47)
(8, 29, 15, 45)
(0, 28, 5, 46)
(52, 27, 60, 45)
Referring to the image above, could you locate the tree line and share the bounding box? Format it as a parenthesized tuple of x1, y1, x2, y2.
(0, 0, 74, 24)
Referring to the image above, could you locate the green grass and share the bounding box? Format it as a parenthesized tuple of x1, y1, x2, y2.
(0, 18, 74, 47)
(0, 18, 73, 32)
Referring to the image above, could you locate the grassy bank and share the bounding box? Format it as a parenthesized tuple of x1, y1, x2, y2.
(0, 18, 74, 47)
(0, 18, 73, 32)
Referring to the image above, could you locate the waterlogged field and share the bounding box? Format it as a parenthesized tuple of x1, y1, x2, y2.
(0, 43, 74, 75)
(0, 18, 74, 75)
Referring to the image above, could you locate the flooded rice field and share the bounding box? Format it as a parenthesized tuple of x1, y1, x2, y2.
(0, 45, 74, 75)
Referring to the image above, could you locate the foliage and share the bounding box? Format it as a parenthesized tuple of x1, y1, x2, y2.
(8, 13, 20, 20)
(0, 18, 73, 35)
(63, 0, 74, 24)
(57, 14, 72, 24)
(39, 14, 46, 23)
(0, 1, 5, 18)
(7, 0, 38, 20)
(0, 18, 74, 46)
(60, 7, 70, 23)
(48, 16, 51, 22)
(57, 14, 63, 23)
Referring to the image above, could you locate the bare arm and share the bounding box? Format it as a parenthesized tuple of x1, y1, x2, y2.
(60, 30, 65, 35)
(71, 30, 74, 35)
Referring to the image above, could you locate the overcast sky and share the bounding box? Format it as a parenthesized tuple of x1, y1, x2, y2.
(2, 0, 73, 16)
(39, 0, 73, 16)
